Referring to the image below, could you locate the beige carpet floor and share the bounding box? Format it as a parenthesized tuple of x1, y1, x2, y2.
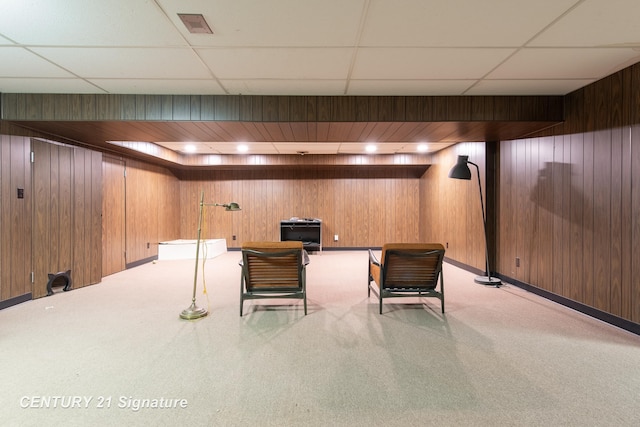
(1, 250, 639, 427)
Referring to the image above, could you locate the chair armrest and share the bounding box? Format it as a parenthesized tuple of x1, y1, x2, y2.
(368, 249, 380, 267)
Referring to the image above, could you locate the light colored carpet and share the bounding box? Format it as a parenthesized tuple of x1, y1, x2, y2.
(1, 250, 639, 427)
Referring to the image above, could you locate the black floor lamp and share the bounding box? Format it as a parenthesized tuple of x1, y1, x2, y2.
(180, 190, 241, 320)
(448, 155, 501, 287)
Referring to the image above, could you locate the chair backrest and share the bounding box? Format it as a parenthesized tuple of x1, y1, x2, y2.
(241, 241, 305, 292)
(380, 243, 445, 289)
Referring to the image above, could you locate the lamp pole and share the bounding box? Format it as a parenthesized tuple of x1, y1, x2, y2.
(449, 155, 501, 287)
(180, 191, 208, 320)
(467, 161, 500, 286)
(179, 191, 241, 320)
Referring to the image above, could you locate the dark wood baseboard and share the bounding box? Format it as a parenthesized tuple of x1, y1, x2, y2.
(442, 258, 639, 336)
(0, 293, 32, 310)
(126, 256, 158, 269)
(497, 273, 640, 336)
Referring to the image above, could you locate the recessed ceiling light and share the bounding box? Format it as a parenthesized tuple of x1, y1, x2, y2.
(178, 13, 213, 34)
(184, 144, 196, 153)
(417, 143, 429, 152)
(365, 144, 377, 154)
(237, 144, 249, 153)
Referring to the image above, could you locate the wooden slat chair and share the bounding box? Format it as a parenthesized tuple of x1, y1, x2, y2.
(240, 241, 309, 316)
(368, 243, 445, 314)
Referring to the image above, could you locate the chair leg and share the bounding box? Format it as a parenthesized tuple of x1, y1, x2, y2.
(240, 277, 244, 317)
(441, 275, 445, 313)
(379, 293, 383, 314)
(302, 275, 307, 315)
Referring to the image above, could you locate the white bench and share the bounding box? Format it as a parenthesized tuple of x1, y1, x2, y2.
(158, 239, 227, 260)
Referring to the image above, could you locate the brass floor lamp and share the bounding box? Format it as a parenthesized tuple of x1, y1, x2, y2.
(180, 190, 241, 320)
(448, 155, 501, 287)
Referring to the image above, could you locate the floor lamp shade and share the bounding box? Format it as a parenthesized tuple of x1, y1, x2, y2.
(214, 202, 241, 211)
(448, 155, 501, 287)
(448, 155, 472, 180)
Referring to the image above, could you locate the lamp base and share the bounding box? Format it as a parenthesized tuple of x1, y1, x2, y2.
(474, 276, 502, 287)
(179, 302, 208, 320)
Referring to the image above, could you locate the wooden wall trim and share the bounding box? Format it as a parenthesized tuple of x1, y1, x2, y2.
(2, 94, 564, 123)
(0, 293, 32, 310)
(498, 272, 640, 336)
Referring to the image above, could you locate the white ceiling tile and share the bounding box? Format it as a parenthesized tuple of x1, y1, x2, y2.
(149, 140, 454, 156)
(88, 79, 226, 95)
(337, 142, 406, 154)
(30, 47, 212, 79)
(199, 48, 353, 79)
(220, 79, 347, 96)
(395, 142, 456, 154)
(0, 47, 74, 77)
(208, 142, 280, 154)
(1, 0, 639, 103)
(160, 141, 267, 155)
(466, 79, 596, 96)
(0, 0, 185, 46)
(361, 0, 578, 47)
(489, 48, 640, 79)
(531, 0, 640, 47)
(159, 0, 366, 47)
(155, 142, 191, 152)
(347, 79, 476, 96)
(0, 78, 103, 94)
(352, 48, 515, 80)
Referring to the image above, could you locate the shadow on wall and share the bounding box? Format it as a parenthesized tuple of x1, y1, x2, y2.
(529, 162, 590, 230)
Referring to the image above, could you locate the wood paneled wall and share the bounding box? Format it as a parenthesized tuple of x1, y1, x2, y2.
(498, 128, 639, 323)
(31, 139, 102, 298)
(178, 169, 423, 249)
(2, 94, 562, 123)
(32, 140, 72, 298)
(496, 63, 640, 324)
(123, 159, 180, 266)
(420, 64, 640, 328)
(102, 156, 126, 276)
(0, 134, 102, 303)
(0, 134, 32, 302)
(420, 142, 489, 272)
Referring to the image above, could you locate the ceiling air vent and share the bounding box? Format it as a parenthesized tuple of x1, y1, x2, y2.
(178, 13, 213, 34)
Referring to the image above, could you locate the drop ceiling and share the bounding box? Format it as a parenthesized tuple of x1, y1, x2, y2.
(2, 0, 640, 156)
